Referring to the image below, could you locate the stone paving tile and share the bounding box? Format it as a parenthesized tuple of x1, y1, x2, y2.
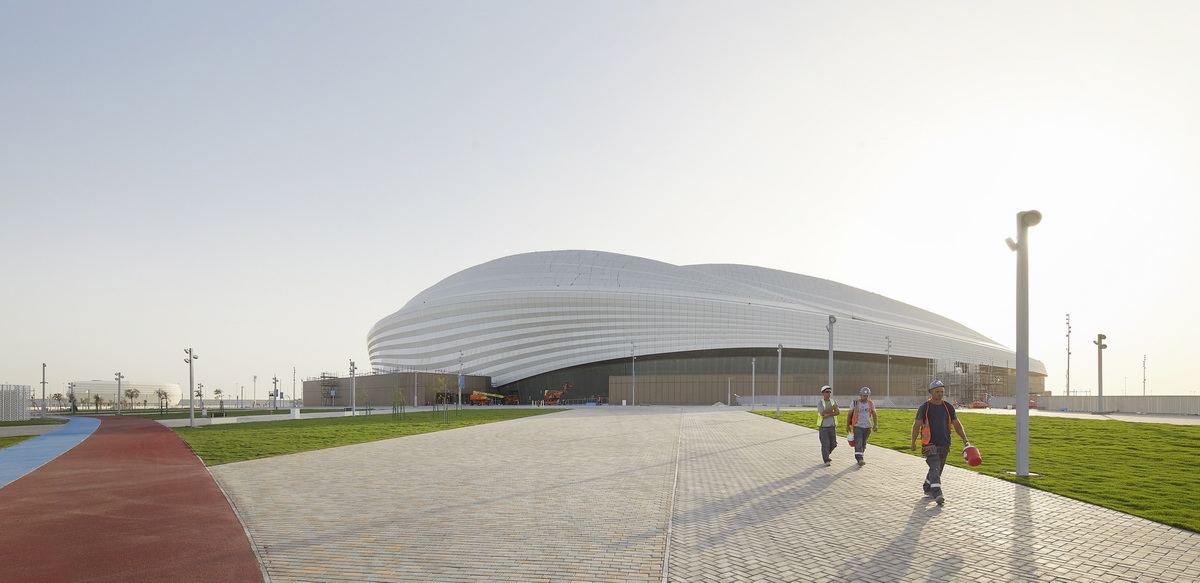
(211, 406, 1200, 583)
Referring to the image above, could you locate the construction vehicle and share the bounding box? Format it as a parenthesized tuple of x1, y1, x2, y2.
(543, 382, 571, 405)
(468, 391, 506, 406)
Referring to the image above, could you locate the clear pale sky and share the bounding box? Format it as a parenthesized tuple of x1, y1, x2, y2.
(4, 1, 1198, 401)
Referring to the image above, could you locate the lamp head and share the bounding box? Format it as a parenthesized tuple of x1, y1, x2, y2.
(1019, 210, 1042, 227)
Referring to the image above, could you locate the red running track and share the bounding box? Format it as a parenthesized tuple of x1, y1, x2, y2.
(0, 416, 264, 583)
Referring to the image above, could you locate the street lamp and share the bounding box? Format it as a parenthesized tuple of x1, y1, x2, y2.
(40, 363, 48, 418)
(349, 360, 357, 415)
(1006, 209, 1041, 476)
(1095, 334, 1107, 412)
(1065, 314, 1072, 397)
(826, 316, 836, 389)
(272, 375, 279, 410)
(775, 344, 782, 419)
(184, 348, 198, 428)
(114, 372, 124, 415)
(885, 336, 892, 399)
(631, 343, 636, 406)
(750, 357, 756, 411)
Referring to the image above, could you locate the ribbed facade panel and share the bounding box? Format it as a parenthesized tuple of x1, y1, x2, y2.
(367, 250, 1046, 386)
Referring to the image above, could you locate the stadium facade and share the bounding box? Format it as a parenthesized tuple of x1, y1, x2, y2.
(366, 250, 1046, 406)
(67, 380, 184, 410)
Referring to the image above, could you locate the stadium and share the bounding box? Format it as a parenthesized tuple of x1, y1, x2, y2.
(363, 250, 1046, 407)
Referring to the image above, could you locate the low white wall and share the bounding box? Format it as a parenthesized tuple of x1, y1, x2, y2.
(1027, 395, 1200, 415)
(736, 394, 928, 409)
(738, 394, 1200, 416)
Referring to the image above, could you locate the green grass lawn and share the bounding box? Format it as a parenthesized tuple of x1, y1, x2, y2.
(173, 408, 562, 466)
(758, 408, 1200, 533)
(0, 419, 68, 427)
(0, 435, 37, 450)
(0, 419, 67, 451)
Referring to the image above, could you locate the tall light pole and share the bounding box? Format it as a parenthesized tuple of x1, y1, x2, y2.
(750, 357, 756, 411)
(114, 372, 124, 415)
(630, 343, 636, 406)
(1006, 208, 1041, 476)
(1143, 354, 1147, 397)
(775, 344, 782, 419)
(272, 375, 279, 410)
(885, 336, 892, 399)
(826, 316, 836, 389)
(1095, 334, 1107, 412)
(184, 348, 198, 428)
(40, 363, 48, 418)
(1065, 314, 1072, 397)
(349, 360, 357, 415)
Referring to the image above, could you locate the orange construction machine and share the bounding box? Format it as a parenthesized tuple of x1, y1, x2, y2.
(469, 391, 505, 405)
(543, 382, 571, 405)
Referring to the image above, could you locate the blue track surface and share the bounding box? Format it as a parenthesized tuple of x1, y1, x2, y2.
(0, 417, 100, 489)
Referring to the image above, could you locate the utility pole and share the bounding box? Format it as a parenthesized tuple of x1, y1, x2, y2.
(775, 344, 782, 419)
(826, 316, 836, 389)
(885, 336, 892, 399)
(184, 348, 198, 428)
(1065, 314, 1072, 397)
(114, 372, 124, 415)
(40, 363, 48, 418)
(1095, 334, 1107, 412)
(631, 344, 636, 406)
(1006, 209, 1041, 476)
(750, 357, 756, 411)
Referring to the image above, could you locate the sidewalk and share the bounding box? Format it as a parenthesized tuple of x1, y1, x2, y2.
(209, 406, 1200, 582)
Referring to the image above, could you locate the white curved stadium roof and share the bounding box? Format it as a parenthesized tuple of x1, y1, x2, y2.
(368, 250, 1045, 386)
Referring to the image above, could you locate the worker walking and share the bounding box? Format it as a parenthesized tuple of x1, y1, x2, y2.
(817, 385, 839, 466)
(910, 380, 971, 505)
(846, 387, 878, 466)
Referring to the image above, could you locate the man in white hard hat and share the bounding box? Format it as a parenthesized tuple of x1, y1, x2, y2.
(816, 385, 839, 466)
(910, 380, 971, 505)
(846, 387, 879, 466)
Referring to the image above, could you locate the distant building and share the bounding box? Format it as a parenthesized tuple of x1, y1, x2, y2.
(365, 250, 1046, 406)
(1, 384, 32, 421)
(68, 380, 183, 410)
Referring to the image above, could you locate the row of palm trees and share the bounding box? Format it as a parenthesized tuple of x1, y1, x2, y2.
(36, 388, 176, 411)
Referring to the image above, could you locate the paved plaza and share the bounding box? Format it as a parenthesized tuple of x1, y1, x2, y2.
(209, 406, 1200, 582)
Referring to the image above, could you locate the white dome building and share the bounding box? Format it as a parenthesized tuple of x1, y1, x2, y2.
(367, 250, 1045, 406)
(67, 380, 183, 411)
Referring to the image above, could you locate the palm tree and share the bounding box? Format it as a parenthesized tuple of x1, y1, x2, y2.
(124, 388, 141, 410)
(51, 393, 66, 410)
